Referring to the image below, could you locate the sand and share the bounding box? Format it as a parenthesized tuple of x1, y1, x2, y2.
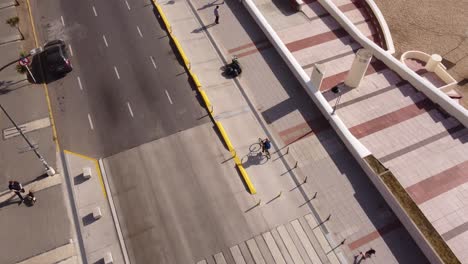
(373, 0, 468, 107)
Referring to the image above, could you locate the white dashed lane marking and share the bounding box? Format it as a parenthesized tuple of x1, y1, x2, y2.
(77, 76, 83, 90)
(165, 90, 173, 104)
(150, 56, 157, 69)
(87, 114, 94, 130)
(127, 102, 134, 118)
(137, 26, 143, 37)
(103, 35, 109, 47)
(114, 66, 120, 79)
(92, 6, 98, 16)
(61, 16, 65, 26)
(68, 44, 73, 56)
(125, 0, 131, 10)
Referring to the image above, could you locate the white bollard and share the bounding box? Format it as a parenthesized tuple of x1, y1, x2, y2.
(104, 252, 113, 264)
(46, 167, 56, 176)
(344, 49, 373, 88)
(92, 207, 102, 220)
(82, 167, 92, 179)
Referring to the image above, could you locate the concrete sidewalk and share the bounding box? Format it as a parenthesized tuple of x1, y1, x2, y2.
(156, 0, 427, 263)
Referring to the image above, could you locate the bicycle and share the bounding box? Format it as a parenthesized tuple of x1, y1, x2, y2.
(258, 138, 271, 160)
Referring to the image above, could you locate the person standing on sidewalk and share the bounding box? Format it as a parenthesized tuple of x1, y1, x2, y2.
(8, 180, 25, 203)
(214, 5, 220, 24)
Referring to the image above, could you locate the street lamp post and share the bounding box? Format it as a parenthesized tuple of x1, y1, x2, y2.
(0, 103, 55, 176)
(331, 86, 342, 115)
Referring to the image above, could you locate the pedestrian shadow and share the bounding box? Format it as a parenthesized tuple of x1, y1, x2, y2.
(23, 173, 49, 186)
(192, 24, 215, 34)
(241, 152, 267, 168)
(0, 195, 19, 209)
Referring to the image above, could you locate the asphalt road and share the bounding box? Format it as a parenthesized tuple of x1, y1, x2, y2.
(102, 123, 257, 264)
(34, 0, 209, 157)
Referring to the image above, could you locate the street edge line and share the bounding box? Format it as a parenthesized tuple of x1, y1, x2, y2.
(63, 150, 107, 198)
(98, 159, 131, 264)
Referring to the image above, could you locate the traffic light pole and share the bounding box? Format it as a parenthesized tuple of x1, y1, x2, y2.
(0, 103, 55, 176)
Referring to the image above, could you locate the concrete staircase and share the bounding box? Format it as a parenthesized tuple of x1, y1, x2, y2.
(196, 214, 345, 264)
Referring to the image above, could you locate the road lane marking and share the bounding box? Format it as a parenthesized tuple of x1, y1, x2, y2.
(126, 102, 134, 117)
(165, 90, 173, 104)
(87, 114, 94, 130)
(68, 44, 73, 56)
(77, 76, 83, 90)
(136, 26, 143, 37)
(92, 6, 98, 16)
(102, 35, 108, 47)
(150, 56, 157, 69)
(125, 0, 131, 10)
(114, 66, 120, 79)
(61, 16, 65, 26)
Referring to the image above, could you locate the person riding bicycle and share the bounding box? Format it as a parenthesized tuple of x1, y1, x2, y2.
(261, 138, 271, 153)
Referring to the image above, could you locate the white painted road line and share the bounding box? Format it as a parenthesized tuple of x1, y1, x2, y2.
(150, 56, 157, 69)
(92, 6, 98, 16)
(61, 16, 65, 26)
(125, 0, 131, 10)
(136, 26, 143, 37)
(77, 76, 83, 90)
(127, 102, 134, 118)
(114, 66, 120, 79)
(103, 35, 108, 47)
(68, 44, 73, 56)
(87, 114, 94, 130)
(165, 90, 173, 104)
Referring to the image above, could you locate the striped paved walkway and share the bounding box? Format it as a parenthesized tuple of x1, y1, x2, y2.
(195, 214, 343, 264)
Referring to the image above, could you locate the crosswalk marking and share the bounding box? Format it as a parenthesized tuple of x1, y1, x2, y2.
(292, 220, 322, 264)
(214, 252, 227, 264)
(263, 232, 286, 264)
(247, 239, 265, 264)
(277, 225, 305, 264)
(229, 245, 246, 264)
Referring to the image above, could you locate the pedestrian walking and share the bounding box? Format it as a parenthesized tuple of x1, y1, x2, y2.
(365, 248, 376, 258)
(214, 5, 220, 24)
(8, 180, 25, 204)
(9, 180, 25, 193)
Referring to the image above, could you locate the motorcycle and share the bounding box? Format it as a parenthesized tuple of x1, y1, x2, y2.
(223, 56, 242, 77)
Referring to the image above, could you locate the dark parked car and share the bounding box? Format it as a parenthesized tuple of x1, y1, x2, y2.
(43, 40, 72, 75)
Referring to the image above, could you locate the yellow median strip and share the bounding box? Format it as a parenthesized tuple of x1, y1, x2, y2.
(152, 3, 256, 194)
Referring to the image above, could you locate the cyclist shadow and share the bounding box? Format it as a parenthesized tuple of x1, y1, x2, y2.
(242, 143, 268, 168)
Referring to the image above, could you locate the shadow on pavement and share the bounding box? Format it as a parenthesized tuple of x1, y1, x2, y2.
(74, 174, 90, 185)
(222, 0, 428, 262)
(0, 196, 20, 209)
(82, 213, 97, 226)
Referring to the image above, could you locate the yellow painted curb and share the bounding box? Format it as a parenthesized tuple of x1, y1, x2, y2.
(172, 37, 190, 69)
(215, 121, 234, 152)
(237, 165, 256, 194)
(63, 150, 107, 198)
(189, 70, 202, 88)
(154, 2, 172, 33)
(216, 121, 256, 194)
(199, 89, 213, 114)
